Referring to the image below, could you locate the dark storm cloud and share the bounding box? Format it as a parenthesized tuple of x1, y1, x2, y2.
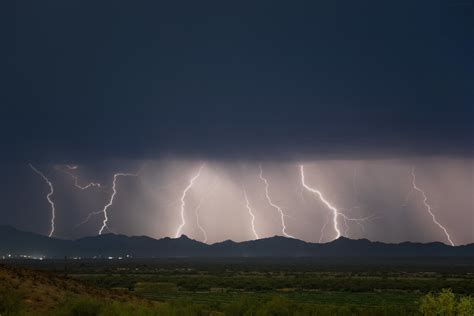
(1, 0, 472, 162)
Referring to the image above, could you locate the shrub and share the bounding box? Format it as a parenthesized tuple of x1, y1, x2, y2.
(55, 297, 104, 316)
(0, 288, 23, 316)
(419, 289, 474, 316)
(456, 297, 474, 316)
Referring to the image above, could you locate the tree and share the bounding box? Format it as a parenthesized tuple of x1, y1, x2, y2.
(420, 293, 438, 316)
(457, 296, 474, 316)
(437, 288, 456, 316)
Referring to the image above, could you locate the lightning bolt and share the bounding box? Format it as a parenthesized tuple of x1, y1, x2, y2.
(98, 172, 139, 235)
(319, 212, 331, 243)
(411, 167, 455, 246)
(300, 165, 379, 242)
(59, 165, 103, 190)
(259, 164, 294, 238)
(29, 164, 56, 238)
(192, 178, 219, 243)
(74, 211, 104, 230)
(300, 165, 342, 240)
(194, 197, 208, 243)
(243, 189, 259, 240)
(175, 164, 205, 238)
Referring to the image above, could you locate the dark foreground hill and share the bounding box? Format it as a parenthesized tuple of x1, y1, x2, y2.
(0, 264, 156, 314)
(0, 225, 473, 259)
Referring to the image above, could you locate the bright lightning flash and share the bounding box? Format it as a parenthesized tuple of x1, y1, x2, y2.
(175, 164, 205, 238)
(300, 165, 341, 239)
(243, 189, 259, 240)
(98, 172, 138, 235)
(29, 164, 56, 238)
(411, 167, 454, 246)
(60, 165, 103, 190)
(259, 164, 294, 238)
(300, 165, 377, 242)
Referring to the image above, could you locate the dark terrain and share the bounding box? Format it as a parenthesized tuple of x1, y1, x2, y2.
(1, 225, 473, 259)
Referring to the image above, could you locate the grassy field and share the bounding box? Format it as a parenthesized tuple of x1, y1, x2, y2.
(1, 258, 473, 315)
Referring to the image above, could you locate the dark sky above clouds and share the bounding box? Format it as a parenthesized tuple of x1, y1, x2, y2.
(1, 0, 472, 162)
(0, 1, 472, 244)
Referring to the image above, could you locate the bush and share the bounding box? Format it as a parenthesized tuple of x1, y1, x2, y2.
(419, 289, 473, 316)
(0, 288, 23, 316)
(55, 297, 104, 316)
(456, 297, 474, 316)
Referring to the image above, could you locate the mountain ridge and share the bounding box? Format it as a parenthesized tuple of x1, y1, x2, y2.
(0, 225, 472, 258)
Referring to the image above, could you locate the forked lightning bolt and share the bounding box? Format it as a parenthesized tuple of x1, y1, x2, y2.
(300, 165, 341, 239)
(300, 165, 377, 241)
(175, 164, 205, 238)
(75, 211, 103, 230)
(259, 164, 294, 238)
(243, 189, 259, 239)
(60, 165, 103, 190)
(411, 167, 454, 246)
(98, 172, 139, 235)
(29, 164, 56, 238)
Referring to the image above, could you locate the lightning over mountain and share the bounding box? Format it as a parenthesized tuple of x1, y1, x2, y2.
(243, 189, 259, 240)
(175, 164, 205, 238)
(319, 212, 331, 243)
(259, 164, 294, 238)
(194, 197, 208, 243)
(98, 172, 139, 235)
(300, 165, 378, 242)
(411, 167, 455, 246)
(29, 164, 56, 238)
(300, 165, 342, 239)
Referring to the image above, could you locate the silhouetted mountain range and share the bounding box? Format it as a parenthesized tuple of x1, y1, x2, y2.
(0, 225, 473, 259)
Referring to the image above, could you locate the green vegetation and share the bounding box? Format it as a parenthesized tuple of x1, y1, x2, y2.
(419, 289, 474, 316)
(0, 288, 24, 315)
(2, 261, 474, 315)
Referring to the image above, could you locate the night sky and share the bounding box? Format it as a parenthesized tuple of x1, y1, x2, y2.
(1, 1, 472, 244)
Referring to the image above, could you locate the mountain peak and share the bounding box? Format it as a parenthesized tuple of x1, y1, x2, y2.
(1, 226, 472, 258)
(177, 234, 191, 240)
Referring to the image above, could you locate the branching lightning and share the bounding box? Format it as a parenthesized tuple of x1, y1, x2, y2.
(300, 165, 342, 239)
(300, 165, 378, 241)
(175, 164, 205, 238)
(29, 164, 56, 238)
(259, 164, 294, 238)
(243, 189, 259, 240)
(59, 166, 103, 190)
(411, 167, 455, 246)
(98, 172, 139, 235)
(74, 211, 103, 230)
